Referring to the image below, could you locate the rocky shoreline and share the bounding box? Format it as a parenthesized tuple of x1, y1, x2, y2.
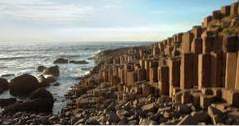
(1, 1, 239, 125)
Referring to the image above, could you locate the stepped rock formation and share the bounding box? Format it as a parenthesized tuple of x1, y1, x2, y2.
(58, 2, 239, 125)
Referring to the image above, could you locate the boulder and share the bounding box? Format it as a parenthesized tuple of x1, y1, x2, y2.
(106, 111, 120, 123)
(141, 103, 157, 113)
(43, 66, 60, 77)
(53, 58, 68, 64)
(37, 66, 47, 72)
(0, 78, 9, 93)
(3, 88, 54, 113)
(9, 74, 39, 96)
(70, 60, 89, 64)
(38, 75, 57, 87)
(0, 98, 17, 107)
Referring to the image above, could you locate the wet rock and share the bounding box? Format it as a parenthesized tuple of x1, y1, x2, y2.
(37, 66, 47, 72)
(9, 74, 39, 96)
(0, 98, 17, 107)
(53, 82, 60, 86)
(1, 74, 15, 78)
(0, 78, 9, 93)
(43, 66, 60, 77)
(4, 88, 54, 114)
(70, 60, 89, 64)
(39, 75, 57, 87)
(54, 58, 68, 64)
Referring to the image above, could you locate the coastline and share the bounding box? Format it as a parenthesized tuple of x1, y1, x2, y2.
(0, 1, 239, 125)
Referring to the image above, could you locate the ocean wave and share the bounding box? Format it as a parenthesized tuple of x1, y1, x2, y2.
(0, 55, 49, 60)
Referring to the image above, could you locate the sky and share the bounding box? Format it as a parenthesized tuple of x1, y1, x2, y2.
(0, 0, 235, 43)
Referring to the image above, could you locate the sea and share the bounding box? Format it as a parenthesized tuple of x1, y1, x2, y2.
(0, 41, 150, 114)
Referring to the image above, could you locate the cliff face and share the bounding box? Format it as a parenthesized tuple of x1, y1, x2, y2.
(62, 2, 239, 125)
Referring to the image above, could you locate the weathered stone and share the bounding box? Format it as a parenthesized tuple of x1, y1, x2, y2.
(10, 74, 39, 96)
(4, 88, 54, 113)
(177, 115, 196, 125)
(198, 54, 211, 90)
(158, 66, 169, 95)
(191, 111, 210, 123)
(225, 53, 237, 89)
(54, 58, 68, 64)
(176, 104, 192, 115)
(70, 60, 89, 64)
(181, 32, 194, 53)
(221, 5, 231, 16)
(200, 95, 218, 109)
(141, 103, 157, 113)
(208, 106, 224, 124)
(85, 118, 100, 125)
(191, 38, 202, 54)
(222, 89, 239, 107)
(0, 98, 17, 107)
(210, 52, 225, 88)
(230, 2, 239, 17)
(126, 70, 136, 86)
(149, 61, 158, 83)
(116, 109, 129, 120)
(106, 111, 120, 123)
(180, 53, 196, 89)
(43, 65, 60, 77)
(37, 66, 47, 72)
(223, 35, 239, 52)
(139, 118, 157, 125)
(203, 16, 212, 28)
(212, 10, 223, 19)
(0, 78, 9, 94)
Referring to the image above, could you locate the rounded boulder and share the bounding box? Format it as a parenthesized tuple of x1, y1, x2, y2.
(9, 74, 39, 96)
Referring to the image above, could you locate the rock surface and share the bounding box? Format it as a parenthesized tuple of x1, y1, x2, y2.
(0, 78, 9, 93)
(54, 58, 68, 64)
(9, 74, 39, 96)
(42, 66, 60, 77)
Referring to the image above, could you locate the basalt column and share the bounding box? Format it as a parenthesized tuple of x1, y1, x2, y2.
(168, 58, 181, 97)
(225, 53, 238, 89)
(180, 53, 196, 89)
(158, 66, 169, 95)
(198, 54, 211, 90)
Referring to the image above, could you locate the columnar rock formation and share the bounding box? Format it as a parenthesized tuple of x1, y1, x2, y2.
(96, 1, 239, 113)
(56, 2, 239, 125)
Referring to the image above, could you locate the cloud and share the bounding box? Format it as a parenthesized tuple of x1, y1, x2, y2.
(0, 0, 96, 22)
